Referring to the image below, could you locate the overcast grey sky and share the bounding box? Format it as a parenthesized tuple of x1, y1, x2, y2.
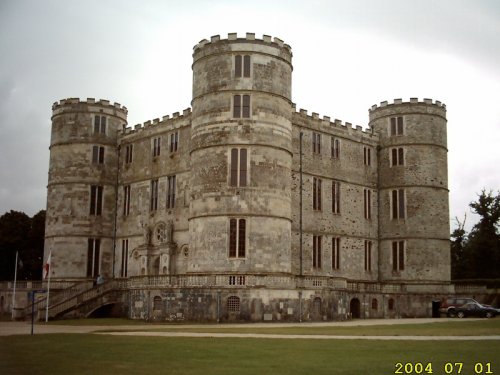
(0, 0, 499, 231)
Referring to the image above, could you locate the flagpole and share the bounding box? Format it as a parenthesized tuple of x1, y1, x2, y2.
(45, 251, 52, 322)
(11, 251, 18, 320)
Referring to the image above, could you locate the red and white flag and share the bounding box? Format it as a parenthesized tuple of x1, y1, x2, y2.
(43, 252, 52, 279)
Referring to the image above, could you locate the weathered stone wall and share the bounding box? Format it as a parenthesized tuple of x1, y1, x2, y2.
(189, 34, 294, 275)
(369, 99, 450, 283)
(45, 99, 127, 279)
(291, 112, 379, 281)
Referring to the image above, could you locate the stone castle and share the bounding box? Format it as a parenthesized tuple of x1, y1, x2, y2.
(44, 33, 451, 321)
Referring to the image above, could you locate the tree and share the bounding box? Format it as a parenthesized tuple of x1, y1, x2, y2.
(0, 210, 45, 281)
(451, 190, 500, 280)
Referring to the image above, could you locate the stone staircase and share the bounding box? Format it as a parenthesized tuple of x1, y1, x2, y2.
(25, 280, 121, 320)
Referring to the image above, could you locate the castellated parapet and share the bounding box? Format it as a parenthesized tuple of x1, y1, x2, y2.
(43, 34, 452, 322)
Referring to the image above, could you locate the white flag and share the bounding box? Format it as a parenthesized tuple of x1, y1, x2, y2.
(43, 252, 52, 279)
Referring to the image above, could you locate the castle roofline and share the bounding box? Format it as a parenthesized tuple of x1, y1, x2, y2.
(193, 32, 292, 54)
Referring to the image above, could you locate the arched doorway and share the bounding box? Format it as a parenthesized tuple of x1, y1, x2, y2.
(312, 297, 322, 320)
(350, 298, 361, 319)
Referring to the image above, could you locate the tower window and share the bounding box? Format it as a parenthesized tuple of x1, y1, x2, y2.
(152, 137, 161, 157)
(166, 175, 176, 209)
(332, 181, 340, 214)
(364, 146, 371, 166)
(391, 148, 404, 166)
(94, 115, 106, 134)
(331, 137, 340, 159)
(170, 131, 179, 153)
(313, 177, 322, 211)
(150, 179, 158, 212)
(313, 235, 322, 269)
(124, 144, 133, 164)
(312, 132, 321, 154)
(92, 146, 104, 164)
(123, 185, 131, 216)
(121, 239, 128, 278)
(364, 240, 372, 271)
(364, 188, 372, 219)
(391, 189, 406, 219)
(392, 241, 405, 271)
(233, 95, 251, 118)
(235, 55, 251, 78)
(390, 117, 404, 136)
(89, 185, 103, 216)
(87, 238, 100, 278)
(229, 218, 246, 258)
(332, 237, 340, 270)
(230, 148, 248, 187)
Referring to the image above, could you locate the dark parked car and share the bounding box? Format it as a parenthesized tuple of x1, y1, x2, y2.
(440, 297, 479, 316)
(453, 302, 498, 318)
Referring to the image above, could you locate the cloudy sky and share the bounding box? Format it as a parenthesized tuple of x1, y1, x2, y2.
(0, 0, 499, 231)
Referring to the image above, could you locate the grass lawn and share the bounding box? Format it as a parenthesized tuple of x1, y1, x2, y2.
(1, 334, 499, 375)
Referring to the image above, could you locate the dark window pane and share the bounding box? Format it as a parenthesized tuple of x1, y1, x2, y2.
(229, 219, 237, 257)
(230, 148, 238, 186)
(399, 241, 405, 270)
(93, 239, 100, 277)
(238, 219, 246, 257)
(398, 148, 404, 165)
(390, 117, 396, 136)
(96, 186, 103, 215)
(235, 55, 242, 77)
(243, 55, 250, 77)
(242, 95, 250, 118)
(233, 95, 241, 118)
(90, 186, 96, 215)
(99, 147, 104, 164)
(392, 148, 397, 166)
(239, 149, 247, 187)
(398, 189, 405, 218)
(87, 239, 93, 277)
(392, 190, 398, 219)
(94, 116, 100, 133)
(392, 242, 398, 271)
(397, 117, 403, 135)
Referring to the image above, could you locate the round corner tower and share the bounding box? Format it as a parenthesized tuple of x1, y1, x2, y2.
(189, 33, 293, 276)
(45, 98, 128, 280)
(369, 98, 450, 285)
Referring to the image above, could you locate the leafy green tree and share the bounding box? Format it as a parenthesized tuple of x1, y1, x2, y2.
(450, 215, 467, 279)
(0, 210, 45, 281)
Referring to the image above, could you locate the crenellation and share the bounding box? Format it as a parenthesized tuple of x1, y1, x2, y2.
(312, 112, 319, 119)
(246, 32, 255, 40)
(369, 98, 447, 114)
(228, 32, 237, 40)
(210, 35, 220, 43)
(52, 97, 128, 113)
(152, 118, 160, 125)
(263, 34, 272, 43)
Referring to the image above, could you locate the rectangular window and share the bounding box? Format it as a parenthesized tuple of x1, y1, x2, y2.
(364, 188, 372, 219)
(230, 148, 248, 187)
(121, 239, 128, 278)
(150, 179, 158, 211)
(391, 189, 406, 219)
(94, 115, 106, 134)
(124, 144, 133, 164)
(390, 117, 404, 136)
(331, 137, 340, 158)
(229, 218, 246, 258)
(332, 181, 340, 214)
(87, 238, 100, 278)
(313, 235, 322, 269)
(235, 55, 251, 78)
(167, 175, 176, 209)
(169, 131, 179, 153)
(233, 95, 250, 118)
(92, 145, 104, 164)
(90, 185, 103, 216)
(391, 147, 404, 166)
(152, 137, 161, 157)
(313, 177, 322, 210)
(312, 132, 321, 154)
(392, 240, 405, 271)
(123, 185, 131, 216)
(364, 146, 371, 166)
(332, 237, 340, 270)
(364, 240, 372, 271)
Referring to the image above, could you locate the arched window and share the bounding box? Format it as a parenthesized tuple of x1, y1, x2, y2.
(388, 298, 395, 311)
(227, 296, 240, 312)
(371, 298, 378, 310)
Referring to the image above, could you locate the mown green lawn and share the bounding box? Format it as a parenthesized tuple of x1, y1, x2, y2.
(0, 334, 499, 375)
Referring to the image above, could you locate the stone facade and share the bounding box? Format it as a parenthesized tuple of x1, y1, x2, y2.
(44, 33, 452, 321)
